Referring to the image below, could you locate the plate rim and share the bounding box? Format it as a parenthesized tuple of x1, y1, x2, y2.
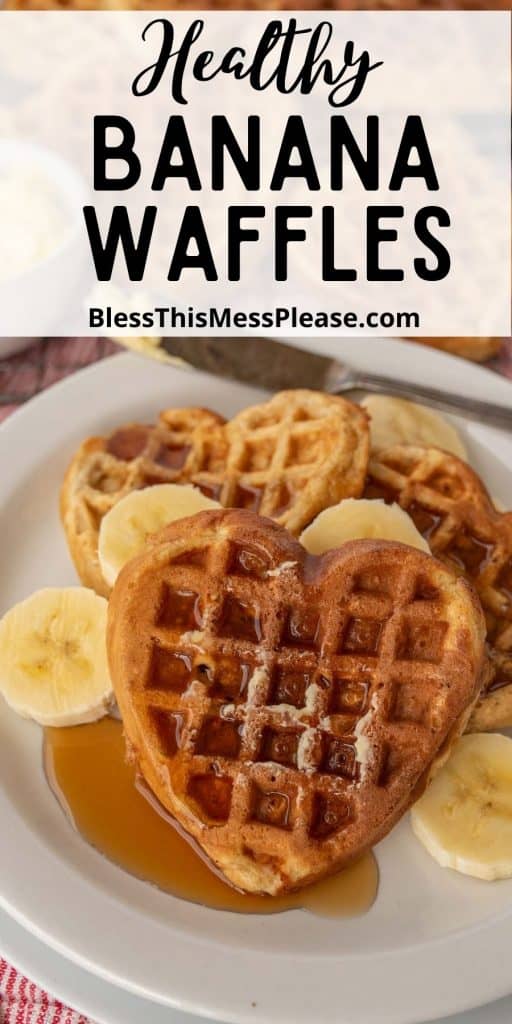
(0, 903, 199, 1024)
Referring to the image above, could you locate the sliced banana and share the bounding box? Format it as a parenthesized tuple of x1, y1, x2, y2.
(300, 498, 430, 555)
(98, 483, 221, 587)
(411, 733, 512, 881)
(361, 395, 467, 459)
(0, 587, 112, 727)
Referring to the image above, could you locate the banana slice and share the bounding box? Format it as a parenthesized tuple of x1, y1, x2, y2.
(411, 734, 512, 881)
(300, 498, 430, 555)
(0, 587, 112, 727)
(361, 395, 467, 459)
(98, 483, 221, 587)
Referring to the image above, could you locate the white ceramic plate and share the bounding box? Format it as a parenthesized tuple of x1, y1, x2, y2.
(4, 903, 512, 1024)
(0, 341, 511, 1024)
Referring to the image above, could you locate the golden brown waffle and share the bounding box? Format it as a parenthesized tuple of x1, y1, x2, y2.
(4, 0, 335, 7)
(108, 509, 486, 895)
(365, 445, 512, 731)
(61, 390, 369, 598)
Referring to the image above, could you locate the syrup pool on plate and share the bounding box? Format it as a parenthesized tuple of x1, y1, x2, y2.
(44, 717, 378, 917)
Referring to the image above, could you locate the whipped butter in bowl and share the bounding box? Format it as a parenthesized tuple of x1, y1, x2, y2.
(0, 141, 88, 338)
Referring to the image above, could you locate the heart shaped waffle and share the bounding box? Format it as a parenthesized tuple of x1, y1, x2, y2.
(365, 445, 512, 732)
(61, 390, 369, 597)
(108, 508, 486, 895)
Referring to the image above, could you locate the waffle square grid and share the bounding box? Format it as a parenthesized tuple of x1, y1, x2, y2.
(135, 530, 461, 842)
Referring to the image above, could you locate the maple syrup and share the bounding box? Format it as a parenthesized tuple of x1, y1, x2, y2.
(43, 717, 378, 917)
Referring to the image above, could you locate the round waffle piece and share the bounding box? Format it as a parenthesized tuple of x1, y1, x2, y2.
(61, 390, 369, 597)
(365, 445, 512, 731)
(108, 508, 486, 895)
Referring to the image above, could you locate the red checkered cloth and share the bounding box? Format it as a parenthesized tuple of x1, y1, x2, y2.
(0, 335, 511, 1024)
(0, 961, 89, 1024)
(0, 340, 119, 423)
(495, 344, 512, 379)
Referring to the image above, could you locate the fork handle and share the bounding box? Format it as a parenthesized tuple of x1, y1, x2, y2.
(340, 372, 512, 431)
